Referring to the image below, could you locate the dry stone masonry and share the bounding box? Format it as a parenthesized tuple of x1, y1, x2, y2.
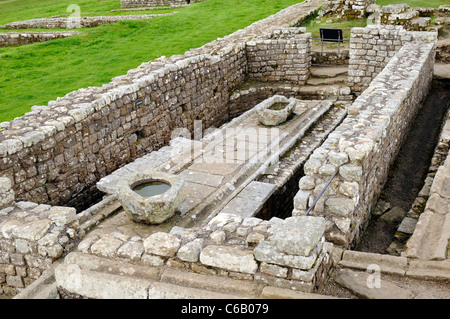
(120, 0, 196, 8)
(0, 0, 324, 210)
(0, 178, 80, 295)
(348, 25, 437, 95)
(55, 213, 334, 297)
(293, 32, 436, 248)
(367, 4, 450, 32)
(246, 28, 311, 84)
(1, 0, 447, 299)
(0, 32, 79, 47)
(0, 13, 176, 29)
(319, 0, 375, 19)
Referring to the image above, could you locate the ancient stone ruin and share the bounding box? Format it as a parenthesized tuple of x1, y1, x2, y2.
(0, 0, 449, 300)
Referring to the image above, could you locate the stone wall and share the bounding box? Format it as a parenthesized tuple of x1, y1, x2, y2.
(319, 0, 375, 19)
(348, 25, 437, 95)
(0, 13, 175, 29)
(55, 213, 334, 296)
(246, 28, 311, 84)
(0, 0, 324, 211)
(293, 39, 436, 248)
(366, 4, 449, 32)
(120, 0, 194, 8)
(0, 32, 79, 47)
(0, 178, 80, 295)
(0, 49, 247, 210)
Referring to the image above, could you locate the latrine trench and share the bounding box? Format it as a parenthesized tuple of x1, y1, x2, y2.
(356, 79, 450, 254)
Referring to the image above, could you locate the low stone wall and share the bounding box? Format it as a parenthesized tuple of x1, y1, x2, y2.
(293, 40, 436, 248)
(319, 0, 375, 19)
(55, 213, 334, 297)
(246, 28, 311, 84)
(367, 4, 450, 32)
(0, 178, 79, 295)
(348, 25, 437, 95)
(0, 32, 79, 47)
(0, 13, 175, 29)
(311, 51, 349, 65)
(121, 0, 196, 8)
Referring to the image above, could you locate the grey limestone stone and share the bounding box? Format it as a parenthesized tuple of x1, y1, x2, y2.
(199, 245, 258, 274)
(271, 216, 326, 257)
(143, 232, 181, 257)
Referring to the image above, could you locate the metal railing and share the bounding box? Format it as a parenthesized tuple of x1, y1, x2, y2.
(304, 169, 338, 216)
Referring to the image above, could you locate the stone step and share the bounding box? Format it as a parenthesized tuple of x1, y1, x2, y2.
(160, 268, 259, 297)
(406, 259, 450, 281)
(310, 66, 348, 79)
(306, 74, 348, 86)
(297, 84, 351, 96)
(339, 250, 408, 276)
(334, 269, 413, 299)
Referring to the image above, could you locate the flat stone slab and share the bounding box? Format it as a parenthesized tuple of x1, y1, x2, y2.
(178, 170, 224, 188)
(406, 260, 450, 281)
(310, 66, 348, 78)
(219, 181, 276, 218)
(335, 269, 413, 299)
(199, 245, 258, 274)
(272, 216, 326, 256)
(219, 196, 264, 218)
(402, 211, 450, 260)
(339, 250, 408, 276)
(253, 240, 318, 270)
(397, 216, 417, 235)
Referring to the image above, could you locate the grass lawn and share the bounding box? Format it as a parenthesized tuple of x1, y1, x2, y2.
(0, 0, 304, 122)
(376, 0, 447, 8)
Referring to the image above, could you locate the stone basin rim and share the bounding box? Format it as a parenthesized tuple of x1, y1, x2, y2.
(130, 178, 172, 197)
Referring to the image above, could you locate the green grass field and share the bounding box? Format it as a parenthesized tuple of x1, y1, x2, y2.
(0, 0, 304, 122)
(376, 0, 446, 8)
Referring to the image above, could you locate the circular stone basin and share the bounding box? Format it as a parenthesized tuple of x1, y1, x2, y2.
(256, 95, 297, 126)
(132, 180, 171, 197)
(115, 172, 184, 224)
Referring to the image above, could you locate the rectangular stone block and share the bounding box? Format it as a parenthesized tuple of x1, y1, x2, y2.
(339, 250, 407, 276)
(199, 245, 258, 274)
(254, 241, 318, 270)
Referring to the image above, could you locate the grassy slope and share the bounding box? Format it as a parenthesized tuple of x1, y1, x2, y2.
(0, 0, 303, 121)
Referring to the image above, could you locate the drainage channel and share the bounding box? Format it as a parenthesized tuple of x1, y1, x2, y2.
(256, 101, 349, 220)
(356, 79, 450, 254)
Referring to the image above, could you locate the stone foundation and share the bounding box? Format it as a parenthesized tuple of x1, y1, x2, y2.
(120, 0, 196, 8)
(54, 213, 335, 297)
(0, 13, 176, 29)
(0, 178, 80, 293)
(293, 37, 436, 248)
(319, 0, 375, 19)
(0, 32, 79, 47)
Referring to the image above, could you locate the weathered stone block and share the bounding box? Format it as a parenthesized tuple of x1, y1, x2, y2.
(143, 232, 181, 257)
(199, 245, 258, 274)
(271, 216, 326, 257)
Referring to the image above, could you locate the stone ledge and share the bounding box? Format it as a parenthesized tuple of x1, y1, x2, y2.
(160, 267, 259, 297)
(339, 250, 408, 276)
(260, 286, 337, 299)
(406, 260, 450, 281)
(335, 268, 413, 299)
